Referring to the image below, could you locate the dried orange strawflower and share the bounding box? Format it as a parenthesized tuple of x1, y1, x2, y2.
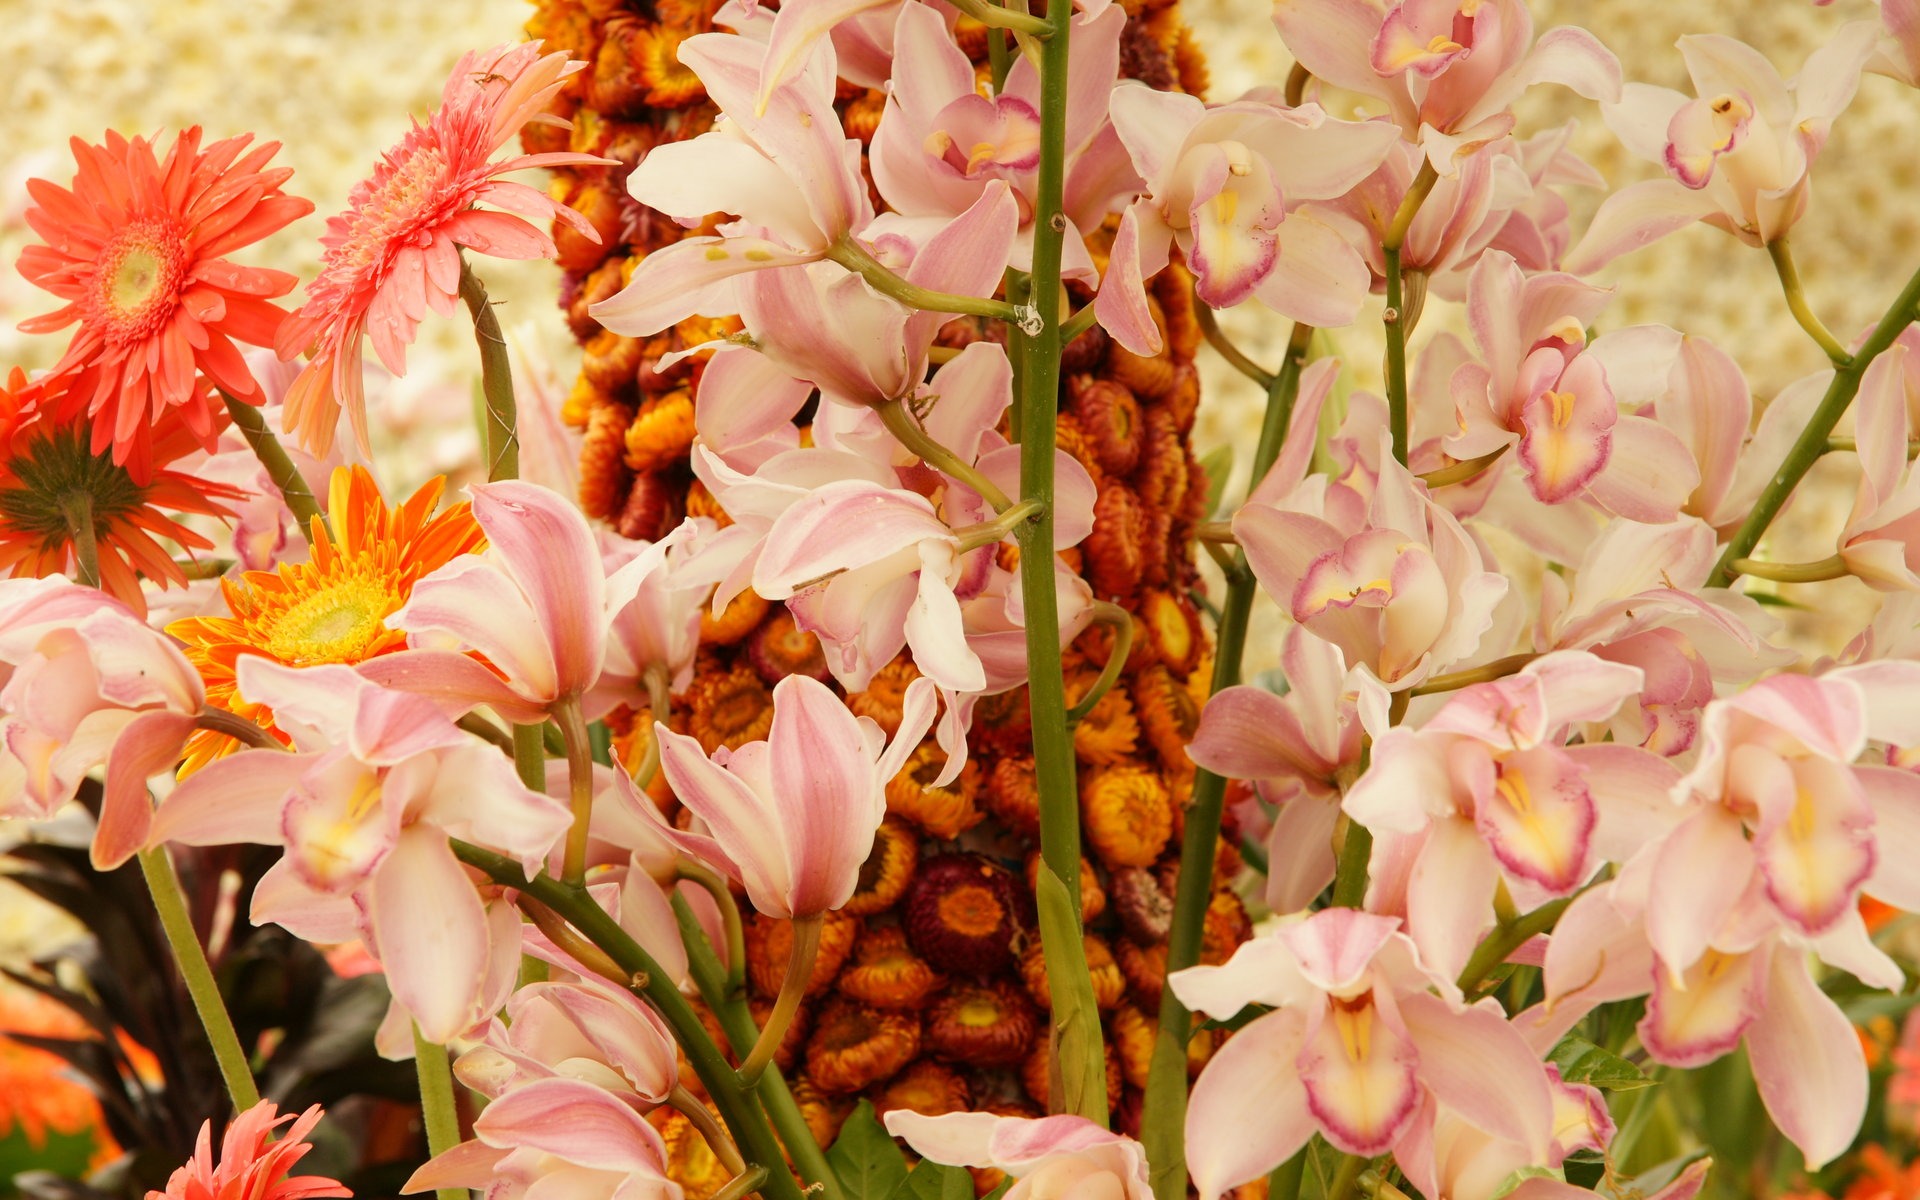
(873, 1059, 973, 1119)
(744, 910, 858, 999)
(925, 980, 1041, 1068)
(687, 660, 774, 753)
(886, 744, 985, 839)
(1019, 934, 1125, 1012)
(1081, 764, 1174, 868)
(843, 821, 919, 918)
(804, 999, 922, 1095)
(838, 924, 943, 1010)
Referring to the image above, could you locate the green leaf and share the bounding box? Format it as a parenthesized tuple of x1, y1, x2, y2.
(1549, 1035, 1656, 1091)
(1035, 864, 1109, 1123)
(888, 1159, 975, 1200)
(1198, 445, 1234, 517)
(829, 1101, 910, 1200)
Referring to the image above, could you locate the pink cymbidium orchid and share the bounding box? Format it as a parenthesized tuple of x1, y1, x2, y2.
(405, 1076, 683, 1200)
(0, 579, 206, 868)
(1449, 251, 1697, 518)
(1345, 651, 1682, 980)
(143, 658, 571, 1044)
(593, 517, 715, 712)
(884, 1111, 1153, 1200)
(1186, 626, 1388, 913)
(453, 977, 678, 1107)
(1273, 0, 1621, 168)
(1096, 86, 1400, 353)
(1566, 24, 1879, 272)
(1841, 334, 1920, 589)
(873, 3, 1135, 282)
(361, 480, 689, 723)
(649, 673, 936, 921)
(1391, 1067, 1615, 1200)
(1866, 0, 1920, 85)
(1173, 908, 1555, 1200)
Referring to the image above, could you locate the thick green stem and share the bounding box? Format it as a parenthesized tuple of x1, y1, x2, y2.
(879, 400, 1015, 511)
(221, 390, 330, 540)
(1458, 897, 1573, 996)
(1383, 246, 1412, 467)
(672, 893, 845, 1200)
(451, 842, 808, 1200)
(738, 916, 819, 1087)
(1330, 816, 1374, 909)
(413, 1025, 465, 1200)
(512, 723, 547, 792)
(1013, 0, 1106, 1124)
(1140, 324, 1312, 1200)
(1767, 237, 1849, 365)
(827, 240, 1024, 323)
(1709, 261, 1920, 587)
(555, 698, 597, 887)
(459, 259, 519, 483)
(137, 846, 261, 1110)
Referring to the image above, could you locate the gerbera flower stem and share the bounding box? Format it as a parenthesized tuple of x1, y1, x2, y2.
(737, 915, 819, 1087)
(220, 391, 329, 538)
(136, 845, 262, 1110)
(411, 1025, 464, 1200)
(59, 492, 99, 588)
(461, 259, 519, 483)
(555, 697, 597, 886)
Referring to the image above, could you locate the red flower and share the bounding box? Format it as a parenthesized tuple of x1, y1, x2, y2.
(147, 1101, 350, 1200)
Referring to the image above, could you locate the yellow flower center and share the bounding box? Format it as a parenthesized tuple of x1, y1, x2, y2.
(264, 576, 393, 663)
(94, 222, 186, 344)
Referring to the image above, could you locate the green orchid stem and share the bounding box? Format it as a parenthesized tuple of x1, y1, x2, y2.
(1194, 292, 1275, 388)
(1408, 651, 1540, 698)
(455, 712, 515, 753)
(956, 500, 1044, 553)
(827, 240, 1024, 324)
(61, 491, 100, 589)
(1326, 1153, 1371, 1200)
(672, 1085, 748, 1176)
(520, 896, 631, 986)
(1419, 444, 1509, 489)
(710, 1166, 771, 1200)
(1827, 435, 1920, 457)
(1330, 815, 1374, 909)
(555, 697, 597, 887)
(137, 846, 261, 1111)
(459, 258, 519, 483)
(412, 1025, 465, 1200)
(220, 389, 330, 540)
(1727, 553, 1849, 584)
(1141, 322, 1313, 1200)
(450, 841, 811, 1200)
(678, 860, 748, 995)
(880, 398, 1016, 511)
(1710, 260, 1920, 587)
(1457, 897, 1573, 997)
(1014, 0, 1108, 1126)
(1381, 162, 1438, 468)
(1065, 601, 1133, 724)
(947, 0, 1053, 35)
(511, 723, 547, 791)
(672, 893, 845, 1200)
(738, 916, 819, 1087)
(1767, 236, 1849, 365)
(986, 17, 1012, 90)
(1060, 303, 1100, 342)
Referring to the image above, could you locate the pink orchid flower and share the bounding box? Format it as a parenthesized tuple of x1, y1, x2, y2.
(873, 3, 1136, 282)
(454, 977, 678, 1106)
(0, 579, 207, 868)
(1392, 1067, 1615, 1200)
(1097, 87, 1398, 353)
(363, 480, 688, 723)
(649, 673, 936, 921)
(144, 659, 571, 1044)
(884, 1111, 1153, 1200)
(1187, 626, 1388, 913)
(405, 1076, 683, 1200)
(1236, 424, 1508, 692)
(1274, 0, 1620, 168)
(1841, 335, 1920, 589)
(1449, 251, 1697, 517)
(593, 517, 715, 710)
(1566, 24, 1879, 272)
(1345, 651, 1682, 980)
(1866, 0, 1920, 85)
(1173, 908, 1555, 1199)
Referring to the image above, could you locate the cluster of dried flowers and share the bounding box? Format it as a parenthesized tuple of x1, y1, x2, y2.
(6, 2, 1920, 1200)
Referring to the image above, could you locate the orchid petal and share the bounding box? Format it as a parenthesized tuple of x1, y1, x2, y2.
(1185, 1008, 1316, 1200)
(1746, 946, 1868, 1170)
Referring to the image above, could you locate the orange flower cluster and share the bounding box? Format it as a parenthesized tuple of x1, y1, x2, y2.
(526, 0, 1238, 1180)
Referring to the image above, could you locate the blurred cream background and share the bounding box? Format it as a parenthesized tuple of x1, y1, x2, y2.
(1, 0, 1916, 952)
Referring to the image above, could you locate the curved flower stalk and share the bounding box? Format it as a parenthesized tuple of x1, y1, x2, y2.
(1173, 908, 1555, 1200)
(885, 1111, 1154, 1200)
(1272, 0, 1621, 168)
(1565, 23, 1880, 272)
(143, 659, 571, 1044)
(1097, 87, 1399, 352)
(276, 42, 609, 457)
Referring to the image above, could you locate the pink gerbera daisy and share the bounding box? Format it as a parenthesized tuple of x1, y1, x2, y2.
(147, 1100, 350, 1200)
(275, 42, 609, 458)
(15, 128, 312, 481)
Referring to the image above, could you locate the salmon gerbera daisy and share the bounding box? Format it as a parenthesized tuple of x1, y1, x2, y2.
(15, 128, 312, 480)
(151, 1100, 349, 1200)
(0, 368, 244, 616)
(168, 464, 485, 770)
(275, 42, 609, 458)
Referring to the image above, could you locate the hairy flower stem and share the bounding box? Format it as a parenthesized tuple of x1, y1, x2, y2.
(1710, 261, 1920, 587)
(738, 916, 819, 1087)
(555, 697, 597, 887)
(1014, 0, 1106, 1125)
(451, 840, 811, 1200)
(673, 893, 845, 1200)
(1141, 322, 1313, 1200)
(1767, 237, 1849, 365)
(878, 399, 1017, 512)
(220, 390, 331, 539)
(827, 239, 1024, 323)
(460, 258, 519, 483)
(672, 1086, 748, 1175)
(137, 845, 262, 1111)
(412, 1025, 465, 1200)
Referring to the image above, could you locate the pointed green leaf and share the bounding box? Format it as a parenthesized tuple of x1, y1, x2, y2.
(1549, 1035, 1656, 1091)
(888, 1159, 975, 1200)
(830, 1101, 910, 1200)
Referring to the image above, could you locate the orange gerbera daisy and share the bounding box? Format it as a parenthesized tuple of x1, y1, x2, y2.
(0, 369, 243, 616)
(15, 128, 311, 479)
(168, 464, 484, 770)
(275, 42, 609, 457)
